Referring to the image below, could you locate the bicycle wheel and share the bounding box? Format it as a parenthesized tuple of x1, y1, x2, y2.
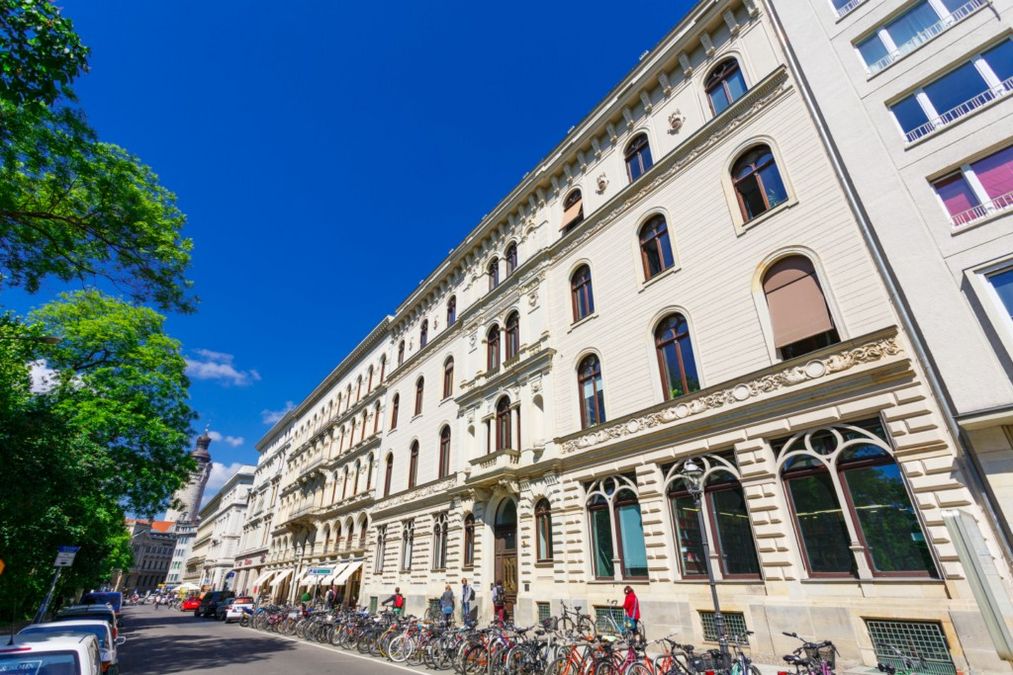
(623, 663, 654, 675)
(388, 635, 410, 663)
(462, 644, 489, 675)
(595, 658, 622, 675)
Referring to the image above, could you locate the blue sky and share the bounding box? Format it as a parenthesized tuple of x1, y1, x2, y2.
(7, 0, 692, 494)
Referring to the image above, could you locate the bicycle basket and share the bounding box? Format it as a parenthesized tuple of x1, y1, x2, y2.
(805, 645, 836, 670)
(540, 616, 558, 630)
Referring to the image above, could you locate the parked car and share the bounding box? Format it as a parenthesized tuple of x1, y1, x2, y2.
(80, 592, 123, 617)
(53, 604, 119, 638)
(18, 619, 125, 674)
(2, 634, 103, 675)
(219, 596, 254, 622)
(180, 596, 201, 611)
(196, 590, 233, 618)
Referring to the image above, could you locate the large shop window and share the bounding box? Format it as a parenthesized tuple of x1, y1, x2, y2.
(666, 456, 761, 579)
(625, 134, 654, 183)
(535, 498, 554, 562)
(932, 144, 1013, 227)
(705, 58, 747, 115)
(577, 354, 606, 429)
(639, 215, 675, 280)
(762, 256, 840, 360)
(570, 265, 595, 322)
(732, 145, 788, 222)
(776, 420, 938, 578)
(586, 476, 649, 580)
(655, 313, 700, 400)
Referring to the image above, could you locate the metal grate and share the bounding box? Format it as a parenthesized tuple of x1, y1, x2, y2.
(595, 606, 626, 634)
(537, 602, 551, 622)
(700, 611, 749, 643)
(866, 620, 956, 675)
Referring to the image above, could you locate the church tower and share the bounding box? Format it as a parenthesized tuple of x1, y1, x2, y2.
(165, 430, 213, 523)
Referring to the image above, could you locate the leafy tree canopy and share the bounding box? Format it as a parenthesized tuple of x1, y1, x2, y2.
(0, 0, 88, 106)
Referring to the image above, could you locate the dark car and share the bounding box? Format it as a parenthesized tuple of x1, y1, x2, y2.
(195, 591, 233, 618)
(80, 592, 123, 617)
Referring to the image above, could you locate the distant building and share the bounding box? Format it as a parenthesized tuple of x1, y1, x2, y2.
(114, 519, 176, 593)
(185, 465, 255, 590)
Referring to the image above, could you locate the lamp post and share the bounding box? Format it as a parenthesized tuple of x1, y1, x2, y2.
(681, 458, 730, 663)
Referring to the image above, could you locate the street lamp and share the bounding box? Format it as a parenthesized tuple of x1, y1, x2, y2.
(681, 458, 730, 664)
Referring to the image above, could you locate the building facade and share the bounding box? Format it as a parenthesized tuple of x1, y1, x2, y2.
(164, 520, 196, 587)
(185, 466, 255, 590)
(233, 434, 288, 597)
(115, 519, 176, 593)
(245, 0, 1013, 671)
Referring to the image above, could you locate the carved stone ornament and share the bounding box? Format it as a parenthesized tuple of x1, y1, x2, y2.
(668, 109, 686, 134)
(596, 173, 609, 194)
(561, 334, 902, 454)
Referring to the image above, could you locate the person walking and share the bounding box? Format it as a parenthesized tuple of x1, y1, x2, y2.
(460, 578, 474, 623)
(325, 586, 336, 609)
(492, 580, 506, 623)
(622, 586, 640, 638)
(440, 584, 455, 623)
(381, 586, 406, 616)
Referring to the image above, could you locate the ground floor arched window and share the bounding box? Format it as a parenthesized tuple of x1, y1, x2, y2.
(585, 475, 648, 580)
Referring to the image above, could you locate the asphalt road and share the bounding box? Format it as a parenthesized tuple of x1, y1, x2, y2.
(117, 604, 427, 675)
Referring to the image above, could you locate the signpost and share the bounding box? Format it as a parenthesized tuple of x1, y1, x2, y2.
(33, 546, 79, 623)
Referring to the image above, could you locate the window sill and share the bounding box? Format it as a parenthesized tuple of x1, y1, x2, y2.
(638, 265, 682, 293)
(440, 396, 453, 405)
(568, 312, 599, 333)
(411, 413, 423, 422)
(905, 87, 1010, 150)
(736, 198, 797, 235)
(833, 0, 869, 22)
(672, 578, 764, 585)
(534, 560, 555, 567)
(799, 577, 944, 584)
(586, 579, 652, 585)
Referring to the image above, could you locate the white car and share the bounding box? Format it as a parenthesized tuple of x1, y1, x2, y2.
(0, 634, 103, 675)
(225, 596, 254, 623)
(19, 619, 124, 674)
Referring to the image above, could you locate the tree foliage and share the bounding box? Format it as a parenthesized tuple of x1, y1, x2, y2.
(0, 291, 195, 617)
(0, 1, 195, 312)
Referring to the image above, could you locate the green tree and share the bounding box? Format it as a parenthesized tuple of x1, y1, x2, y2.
(0, 291, 195, 618)
(0, 1, 195, 312)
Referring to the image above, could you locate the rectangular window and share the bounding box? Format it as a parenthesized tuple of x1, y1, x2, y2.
(866, 620, 957, 675)
(590, 506, 614, 579)
(709, 487, 761, 577)
(700, 611, 749, 643)
(857, 0, 985, 73)
(595, 606, 626, 634)
(932, 145, 1013, 226)
(616, 502, 648, 578)
(669, 491, 706, 577)
(987, 268, 1013, 321)
(785, 471, 856, 575)
(537, 602, 551, 623)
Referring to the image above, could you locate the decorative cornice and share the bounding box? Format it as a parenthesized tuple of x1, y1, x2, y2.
(456, 345, 554, 409)
(560, 329, 902, 454)
(371, 474, 463, 518)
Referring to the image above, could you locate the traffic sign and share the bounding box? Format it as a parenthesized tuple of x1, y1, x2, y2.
(53, 546, 80, 568)
(307, 567, 332, 576)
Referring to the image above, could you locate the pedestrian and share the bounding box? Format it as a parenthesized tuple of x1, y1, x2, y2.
(460, 578, 474, 623)
(381, 586, 406, 616)
(300, 589, 312, 604)
(325, 586, 336, 609)
(492, 580, 506, 623)
(440, 584, 455, 623)
(622, 586, 640, 639)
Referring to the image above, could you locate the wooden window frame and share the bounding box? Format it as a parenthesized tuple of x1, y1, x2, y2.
(625, 134, 653, 183)
(704, 59, 745, 115)
(447, 296, 457, 326)
(379, 355, 386, 384)
(373, 403, 381, 434)
(562, 189, 584, 232)
(570, 265, 595, 322)
(655, 314, 697, 401)
(535, 498, 554, 562)
(782, 465, 858, 579)
(463, 514, 475, 568)
(588, 497, 614, 580)
(732, 146, 784, 222)
(367, 366, 374, 393)
(390, 394, 399, 429)
(439, 426, 451, 479)
(420, 319, 429, 348)
(613, 490, 649, 580)
(505, 243, 518, 276)
(443, 358, 454, 398)
(639, 215, 673, 280)
(414, 377, 424, 416)
(397, 341, 405, 366)
(505, 312, 520, 361)
(577, 354, 606, 429)
(383, 455, 393, 497)
(487, 326, 501, 371)
(496, 397, 512, 451)
(488, 258, 500, 291)
(408, 442, 419, 489)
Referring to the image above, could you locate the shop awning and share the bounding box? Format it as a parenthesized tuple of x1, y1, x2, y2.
(322, 562, 349, 586)
(252, 569, 274, 587)
(272, 569, 293, 586)
(333, 560, 363, 585)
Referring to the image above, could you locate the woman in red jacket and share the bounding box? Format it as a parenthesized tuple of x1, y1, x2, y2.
(622, 585, 640, 638)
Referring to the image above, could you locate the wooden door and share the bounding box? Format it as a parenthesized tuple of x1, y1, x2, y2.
(494, 500, 518, 619)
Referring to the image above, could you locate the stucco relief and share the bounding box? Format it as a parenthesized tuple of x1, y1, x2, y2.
(561, 335, 901, 454)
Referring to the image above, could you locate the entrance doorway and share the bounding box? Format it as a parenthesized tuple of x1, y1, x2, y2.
(494, 499, 518, 619)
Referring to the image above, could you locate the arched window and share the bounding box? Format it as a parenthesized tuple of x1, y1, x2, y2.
(666, 456, 761, 580)
(443, 357, 454, 399)
(487, 325, 501, 371)
(505, 312, 520, 361)
(356, 376, 363, 402)
(408, 441, 419, 489)
(360, 410, 368, 443)
(390, 393, 400, 429)
(732, 145, 788, 222)
(373, 402, 381, 434)
(367, 365, 374, 393)
(777, 421, 936, 578)
(505, 243, 518, 276)
(762, 256, 840, 360)
(366, 454, 374, 489)
(625, 133, 654, 182)
(561, 189, 584, 232)
(496, 396, 512, 451)
(639, 215, 675, 280)
(655, 314, 700, 400)
(488, 257, 500, 291)
(570, 265, 595, 322)
(463, 514, 475, 568)
(374, 526, 387, 574)
(535, 498, 554, 562)
(577, 354, 606, 429)
(341, 468, 349, 500)
(414, 377, 424, 416)
(379, 355, 386, 384)
(420, 319, 429, 348)
(334, 522, 343, 552)
(432, 513, 448, 570)
(447, 296, 457, 326)
(705, 58, 747, 115)
(401, 520, 415, 571)
(586, 476, 648, 580)
(383, 454, 393, 497)
(397, 340, 405, 366)
(359, 517, 368, 548)
(439, 426, 452, 479)
(345, 384, 352, 411)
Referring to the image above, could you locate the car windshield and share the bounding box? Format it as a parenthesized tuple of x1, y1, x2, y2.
(80, 593, 121, 612)
(19, 626, 108, 649)
(0, 650, 80, 675)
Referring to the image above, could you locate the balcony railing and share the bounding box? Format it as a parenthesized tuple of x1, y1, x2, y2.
(906, 78, 1013, 142)
(836, 0, 867, 18)
(868, 0, 985, 74)
(951, 191, 1013, 228)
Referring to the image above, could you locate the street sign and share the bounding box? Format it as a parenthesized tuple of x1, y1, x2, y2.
(225, 571, 235, 579)
(307, 567, 332, 576)
(53, 546, 80, 568)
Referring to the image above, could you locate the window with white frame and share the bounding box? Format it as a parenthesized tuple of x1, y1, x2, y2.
(585, 475, 648, 580)
(432, 513, 448, 570)
(931, 144, 1013, 227)
(400, 520, 415, 571)
(855, 0, 986, 74)
(890, 40, 1012, 142)
(984, 265, 1013, 328)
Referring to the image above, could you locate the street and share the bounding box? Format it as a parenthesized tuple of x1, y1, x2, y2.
(117, 604, 424, 675)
